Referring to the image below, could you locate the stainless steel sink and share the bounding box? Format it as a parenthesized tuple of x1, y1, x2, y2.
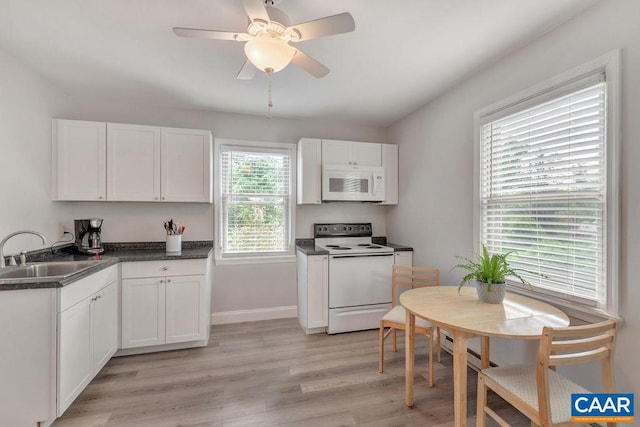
(0, 260, 107, 283)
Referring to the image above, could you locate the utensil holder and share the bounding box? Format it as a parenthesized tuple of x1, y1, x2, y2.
(166, 234, 182, 253)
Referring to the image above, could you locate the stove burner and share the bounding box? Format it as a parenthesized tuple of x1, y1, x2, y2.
(323, 244, 351, 250)
(356, 244, 382, 249)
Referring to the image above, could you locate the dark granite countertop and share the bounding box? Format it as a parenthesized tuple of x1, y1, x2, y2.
(384, 243, 413, 252)
(0, 241, 213, 291)
(294, 239, 329, 256)
(102, 241, 213, 262)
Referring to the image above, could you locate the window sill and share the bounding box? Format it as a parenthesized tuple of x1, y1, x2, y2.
(506, 285, 621, 324)
(214, 254, 297, 266)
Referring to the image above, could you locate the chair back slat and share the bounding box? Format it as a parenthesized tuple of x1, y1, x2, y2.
(551, 334, 614, 353)
(391, 265, 439, 306)
(550, 347, 611, 366)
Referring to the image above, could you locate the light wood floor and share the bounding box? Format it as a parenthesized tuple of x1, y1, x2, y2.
(53, 318, 529, 426)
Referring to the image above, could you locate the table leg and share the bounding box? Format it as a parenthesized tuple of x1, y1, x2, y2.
(405, 309, 415, 407)
(452, 330, 469, 426)
(480, 336, 490, 369)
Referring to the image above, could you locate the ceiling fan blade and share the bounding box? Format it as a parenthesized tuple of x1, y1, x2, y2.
(173, 27, 246, 41)
(289, 12, 355, 42)
(236, 60, 257, 80)
(291, 48, 329, 78)
(242, 0, 270, 23)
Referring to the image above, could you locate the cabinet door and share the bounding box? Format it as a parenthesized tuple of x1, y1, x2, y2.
(107, 123, 161, 201)
(321, 140, 351, 165)
(165, 275, 207, 344)
(350, 141, 381, 166)
(91, 281, 118, 374)
(381, 144, 398, 205)
(58, 298, 92, 416)
(161, 127, 212, 202)
(121, 278, 166, 348)
(53, 119, 106, 201)
(307, 255, 329, 328)
(322, 140, 382, 166)
(297, 138, 322, 204)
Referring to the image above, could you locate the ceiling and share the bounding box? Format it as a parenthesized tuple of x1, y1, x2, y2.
(0, 0, 598, 127)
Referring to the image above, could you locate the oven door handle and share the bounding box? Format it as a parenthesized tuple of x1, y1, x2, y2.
(330, 253, 395, 259)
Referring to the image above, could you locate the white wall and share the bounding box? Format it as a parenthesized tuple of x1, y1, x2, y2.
(0, 47, 70, 254)
(388, 0, 639, 397)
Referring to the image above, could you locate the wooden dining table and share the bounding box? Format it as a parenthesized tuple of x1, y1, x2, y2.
(400, 286, 569, 426)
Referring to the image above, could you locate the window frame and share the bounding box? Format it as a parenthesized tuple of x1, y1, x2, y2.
(214, 138, 296, 265)
(473, 50, 621, 320)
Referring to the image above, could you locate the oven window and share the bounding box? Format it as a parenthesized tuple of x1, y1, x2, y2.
(329, 177, 369, 193)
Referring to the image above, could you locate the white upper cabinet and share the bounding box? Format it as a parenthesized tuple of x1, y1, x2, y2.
(322, 139, 382, 166)
(53, 119, 106, 201)
(161, 127, 212, 203)
(107, 123, 161, 201)
(297, 138, 322, 204)
(53, 119, 212, 203)
(297, 137, 398, 205)
(381, 144, 398, 205)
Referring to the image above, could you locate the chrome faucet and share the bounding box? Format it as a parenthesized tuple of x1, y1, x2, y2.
(0, 230, 48, 268)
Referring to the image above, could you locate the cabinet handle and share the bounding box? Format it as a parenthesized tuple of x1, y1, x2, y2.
(162, 266, 168, 271)
(167, 279, 171, 283)
(159, 279, 164, 283)
(98, 196, 103, 200)
(161, 197, 165, 200)
(154, 197, 158, 200)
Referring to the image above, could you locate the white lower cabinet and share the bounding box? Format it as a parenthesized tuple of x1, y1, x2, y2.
(120, 260, 208, 350)
(297, 251, 329, 334)
(57, 266, 118, 416)
(394, 250, 413, 266)
(121, 277, 166, 348)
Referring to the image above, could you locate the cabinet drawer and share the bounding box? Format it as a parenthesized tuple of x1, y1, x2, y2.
(60, 265, 118, 312)
(121, 259, 206, 279)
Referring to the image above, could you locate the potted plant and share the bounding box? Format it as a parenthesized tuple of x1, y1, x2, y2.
(453, 244, 545, 304)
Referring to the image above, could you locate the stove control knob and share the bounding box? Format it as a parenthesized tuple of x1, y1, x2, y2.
(347, 226, 352, 231)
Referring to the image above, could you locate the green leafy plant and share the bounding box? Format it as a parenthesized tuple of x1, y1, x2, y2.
(453, 244, 546, 293)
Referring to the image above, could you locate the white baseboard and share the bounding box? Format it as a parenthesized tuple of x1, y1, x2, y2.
(211, 306, 297, 325)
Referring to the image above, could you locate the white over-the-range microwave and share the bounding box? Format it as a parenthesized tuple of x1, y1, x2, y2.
(322, 164, 386, 202)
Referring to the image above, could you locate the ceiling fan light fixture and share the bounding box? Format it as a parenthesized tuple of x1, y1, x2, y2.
(244, 33, 296, 73)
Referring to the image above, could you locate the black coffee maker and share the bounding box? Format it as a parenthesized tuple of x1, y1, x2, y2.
(74, 218, 104, 254)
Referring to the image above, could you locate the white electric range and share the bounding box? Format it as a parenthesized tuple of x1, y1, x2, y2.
(314, 223, 394, 334)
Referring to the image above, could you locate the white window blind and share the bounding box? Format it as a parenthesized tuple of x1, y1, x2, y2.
(219, 146, 292, 256)
(480, 79, 607, 305)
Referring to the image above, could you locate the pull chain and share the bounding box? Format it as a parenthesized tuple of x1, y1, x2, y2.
(266, 67, 274, 119)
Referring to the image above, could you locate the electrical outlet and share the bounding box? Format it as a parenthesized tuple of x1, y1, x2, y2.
(58, 222, 72, 239)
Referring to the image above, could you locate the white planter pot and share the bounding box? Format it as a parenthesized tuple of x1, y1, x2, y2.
(475, 280, 506, 304)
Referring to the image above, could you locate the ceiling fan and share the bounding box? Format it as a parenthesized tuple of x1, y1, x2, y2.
(173, 0, 355, 80)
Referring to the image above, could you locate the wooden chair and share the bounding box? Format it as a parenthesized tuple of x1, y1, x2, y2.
(477, 318, 619, 427)
(379, 265, 440, 387)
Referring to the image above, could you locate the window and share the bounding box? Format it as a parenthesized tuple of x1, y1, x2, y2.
(474, 51, 620, 317)
(215, 139, 295, 263)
